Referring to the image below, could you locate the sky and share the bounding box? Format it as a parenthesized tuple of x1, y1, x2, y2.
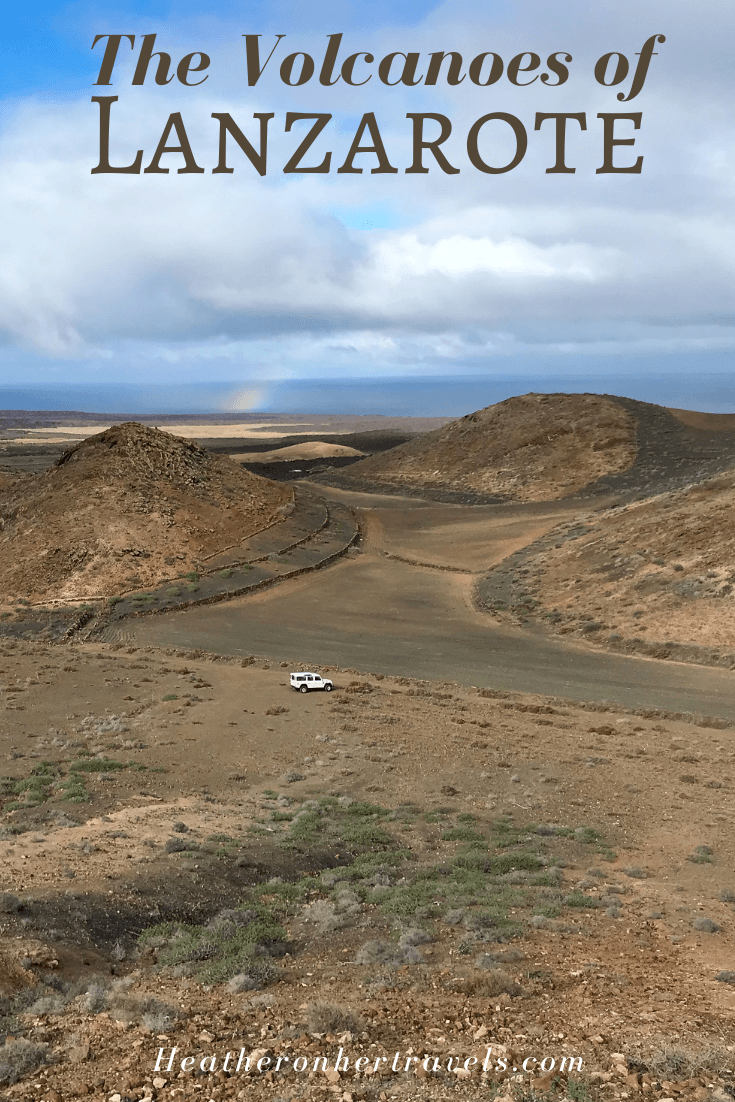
(0, 0, 733, 413)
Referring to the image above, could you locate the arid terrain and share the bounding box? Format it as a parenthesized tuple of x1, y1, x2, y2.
(322, 394, 637, 502)
(0, 396, 734, 1102)
(316, 395, 735, 504)
(0, 641, 734, 1102)
(0, 424, 290, 604)
(485, 472, 735, 654)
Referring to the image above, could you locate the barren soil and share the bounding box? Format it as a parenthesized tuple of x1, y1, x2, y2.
(1, 403, 735, 1102)
(326, 395, 637, 502)
(0, 424, 290, 604)
(0, 641, 733, 1102)
(232, 443, 366, 464)
(503, 472, 735, 651)
(668, 410, 735, 432)
(0, 414, 449, 448)
(112, 486, 735, 720)
(317, 395, 735, 506)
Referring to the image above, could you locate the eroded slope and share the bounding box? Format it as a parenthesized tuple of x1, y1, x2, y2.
(0, 422, 290, 602)
(331, 394, 636, 502)
(511, 472, 735, 650)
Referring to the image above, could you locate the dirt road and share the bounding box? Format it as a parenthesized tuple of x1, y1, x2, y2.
(108, 489, 735, 720)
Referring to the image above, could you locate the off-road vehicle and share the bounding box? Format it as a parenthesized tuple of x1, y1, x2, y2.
(290, 671, 333, 693)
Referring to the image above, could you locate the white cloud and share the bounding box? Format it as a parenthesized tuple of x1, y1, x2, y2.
(0, 0, 733, 382)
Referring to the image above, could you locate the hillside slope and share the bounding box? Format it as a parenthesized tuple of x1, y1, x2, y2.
(0, 422, 290, 601)
(327, 393, 637, 502)
(505, 471, 735, 651)
(320, 392, 735, 504)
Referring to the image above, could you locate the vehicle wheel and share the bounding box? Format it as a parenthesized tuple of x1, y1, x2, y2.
(300, 684, 308, 693)
(324, 684, 332, 691)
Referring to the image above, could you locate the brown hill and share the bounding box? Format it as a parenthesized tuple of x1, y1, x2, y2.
(668, 407, 735, 431)
(0, 422, 290, 602)
(232, 441, 365, 463)
(522, 471, 735, 650)
(329, 393, 637, 502)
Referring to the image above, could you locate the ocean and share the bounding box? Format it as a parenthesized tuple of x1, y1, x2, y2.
(0, 373, 733, 418)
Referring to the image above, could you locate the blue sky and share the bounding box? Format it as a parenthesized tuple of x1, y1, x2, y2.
(0, 0, 733, 412)
(1, 1, 179, 94)
(0, 0, 441, 95)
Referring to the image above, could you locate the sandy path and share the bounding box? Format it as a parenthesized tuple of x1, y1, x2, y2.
(117, 549, 735, 719)
(99, 487, 735, 719)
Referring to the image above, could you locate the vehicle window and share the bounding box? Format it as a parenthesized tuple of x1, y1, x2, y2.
(307, 676, 313, 681)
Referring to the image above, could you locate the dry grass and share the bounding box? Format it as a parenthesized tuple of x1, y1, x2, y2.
(635, 1040, 732, 1079)
(304, 1001, 363, 1035)
(338, 393, 635, 501)
(0, 1039, 49, 1084)
(450, 969, 523, 998)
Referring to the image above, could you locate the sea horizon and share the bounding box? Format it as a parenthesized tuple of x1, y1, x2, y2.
(0, 371, 734, 420)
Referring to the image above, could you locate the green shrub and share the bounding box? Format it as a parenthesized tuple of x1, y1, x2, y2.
(381, 881, 439, 917)
(341, 822, 394, 848)
(138, 905, 287, 984)
(563, 891, 603, 909)
(1, 763, 59, 808)
(58, 776, 89, 803)
(442, 828, 485, 843)
(485, 852, 544, 874)
(287, 809, 323, 843)
(251, 880, 318, 904)
(70, 758, 124, 773)
(574, 826, 602, 844)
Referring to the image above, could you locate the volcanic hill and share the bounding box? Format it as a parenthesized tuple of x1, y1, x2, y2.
(318, 393, 636, 501)
(0, 422, 290, 602)
(516, 470, 735, 652)
(317, 393, 735, 503)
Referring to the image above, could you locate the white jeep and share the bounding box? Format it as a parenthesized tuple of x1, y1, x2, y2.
(290, 671, 333, 693)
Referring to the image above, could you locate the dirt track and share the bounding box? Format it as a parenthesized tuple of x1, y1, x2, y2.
(110, 488, 735, 720)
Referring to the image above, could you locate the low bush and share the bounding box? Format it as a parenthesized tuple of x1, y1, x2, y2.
(70, 758, 124, 773)
(355, 939, 422, 967)
(450, 969, 521, 997)
(0, 1039, 49, 1085)
(109, 993, 179, 1032)
(138, 906, 287, 984)
(304, 1002, 363, 1035)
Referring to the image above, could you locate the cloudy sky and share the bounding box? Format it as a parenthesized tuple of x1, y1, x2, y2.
(1, 0, 733, 412)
